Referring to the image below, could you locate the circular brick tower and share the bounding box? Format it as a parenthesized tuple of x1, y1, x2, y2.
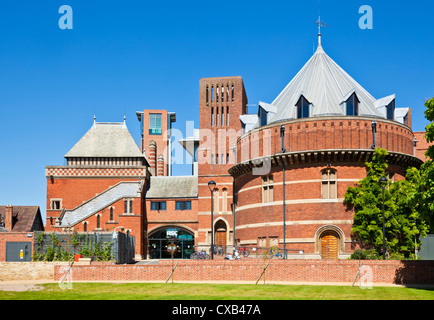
(228, 37, 422, 259)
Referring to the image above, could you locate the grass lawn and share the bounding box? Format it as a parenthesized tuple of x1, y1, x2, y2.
(0, 282, 433, 300)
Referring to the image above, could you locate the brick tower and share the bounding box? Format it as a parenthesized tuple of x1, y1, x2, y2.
(197, 76, 248, 251)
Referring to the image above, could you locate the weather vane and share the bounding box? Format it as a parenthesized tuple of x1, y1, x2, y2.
(314, 0, 329, 44)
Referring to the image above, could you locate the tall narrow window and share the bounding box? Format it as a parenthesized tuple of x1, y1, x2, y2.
(206, 86, 209, 105)
(214, 189, 220, 213)
(321, 169, 337, 199)
(221, 107, 224, 126)
(226, 106, 229, 126)
(222, 188, 228, 213)
(110, 207, 113, 221)
(231, 84, 234, 102)
(216, 107, 219, 126)
(211, 86, 214, 101)
(221, 85, 224, 102)
(226, 85, 229, 101)
(149, 113, 162, 135)
(124, 199, 133, 213)
(386, 99, 395, 121)
(346, 93, 359, 116)
(216, 85, 219, 102)
(97, 215, 101, 229)
(211, 107, 214, 126)
(83, 222, 87, 232)
(216, 154, 219, 164)
(296, 96, 310, 119)
(262, 175, 273, 203)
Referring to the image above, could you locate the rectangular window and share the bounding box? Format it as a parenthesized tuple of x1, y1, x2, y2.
(211, 107, 214, 127)
(175, 201, 191, 210)
(124, 199, 133, 213)
(231, 84, 234, 102)
(221, 107, 224, 126)
(227, 106, 229, 126)
(216, 107, 219, 126)
(151, 201, 166, 210)
(262, 175, 273, 203)
(50, 199, 61, 210)
(321, 169, 337, 199)
(149, 113, 162, 135)
(206, 86, 209, 105)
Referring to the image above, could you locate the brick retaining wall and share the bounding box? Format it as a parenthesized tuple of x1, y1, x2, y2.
(52, 260, 434, 285)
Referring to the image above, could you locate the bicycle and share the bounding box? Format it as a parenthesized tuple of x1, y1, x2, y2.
(267, 246, 284, 259)
(238, 246, 250, 257)
(190, 250, 210, 260)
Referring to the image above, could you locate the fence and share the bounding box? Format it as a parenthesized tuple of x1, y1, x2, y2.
(32, 231, 135, 264)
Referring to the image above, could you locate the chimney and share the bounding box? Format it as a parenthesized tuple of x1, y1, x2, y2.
(149, 140, 157, 176)
(157, 154, 164, 176)
(5, 205, 13, 231)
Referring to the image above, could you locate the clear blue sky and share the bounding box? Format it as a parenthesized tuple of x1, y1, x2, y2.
(0, 1, 433, 220)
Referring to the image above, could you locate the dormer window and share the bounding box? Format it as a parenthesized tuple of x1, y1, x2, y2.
(296, 96, 310, 119)
(346, 93, 359, 116)
(386, 99, 395, 121)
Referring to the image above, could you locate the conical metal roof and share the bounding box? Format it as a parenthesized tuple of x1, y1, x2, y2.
(269, 36, 385, 122)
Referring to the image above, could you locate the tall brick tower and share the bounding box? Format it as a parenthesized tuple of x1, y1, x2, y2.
(136, 109, 176, 176)
(197, 76, 248, 251)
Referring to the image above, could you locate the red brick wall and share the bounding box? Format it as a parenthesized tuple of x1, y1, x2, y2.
(140, 109, 169, 176)
(236, 117, 415, 162)
(197, 76, 248, 249)
(53, 260, 434, 285)
(414, 131, 431, 161)
(0, 232, 33, 261)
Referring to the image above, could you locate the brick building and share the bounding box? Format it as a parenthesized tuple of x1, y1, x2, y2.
(45, 34, 429, 260)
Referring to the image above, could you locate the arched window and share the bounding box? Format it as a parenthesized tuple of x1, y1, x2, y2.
(321, 169, 337, 199)
(83, 222, 87, 232)
(110, 207, 114, 221)
(96, 215, 101, 229)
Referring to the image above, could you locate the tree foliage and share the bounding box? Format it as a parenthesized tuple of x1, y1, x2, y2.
(419, 97, 434, 228)
(345, 148, 428, 259)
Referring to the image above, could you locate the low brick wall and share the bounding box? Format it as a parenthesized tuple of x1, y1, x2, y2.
(53, 260, 434, 285)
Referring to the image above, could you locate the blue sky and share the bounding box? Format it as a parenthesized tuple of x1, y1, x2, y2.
(0, 1, 433, 220)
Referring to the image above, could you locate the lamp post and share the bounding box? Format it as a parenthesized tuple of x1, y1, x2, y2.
(208, 180, 216, 260)
(379, 176, 387, 260)
(280, 125, 286, 259)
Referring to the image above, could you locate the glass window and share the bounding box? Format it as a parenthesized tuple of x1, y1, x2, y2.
(386, 100, 395, 121)
(297, 96, 310, 119)
(151, 201, 166, 210)
(346, 94, 359, 116)
(149, 113, 162, 135)
(175, 201, 191, 210)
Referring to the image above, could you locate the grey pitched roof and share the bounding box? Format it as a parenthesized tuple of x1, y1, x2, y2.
(60, 181, 143, 227)
(269, 40, 390, 123)
(146, 176, 198, 198)
(65, 122, 143, 158)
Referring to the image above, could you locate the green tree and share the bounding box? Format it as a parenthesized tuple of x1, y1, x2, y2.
(345, 148, 391, 256)
(345, 148, 428, 258)
(419, 97, 434, 230)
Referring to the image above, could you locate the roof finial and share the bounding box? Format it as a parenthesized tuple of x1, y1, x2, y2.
(314, 0, 329, 47)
